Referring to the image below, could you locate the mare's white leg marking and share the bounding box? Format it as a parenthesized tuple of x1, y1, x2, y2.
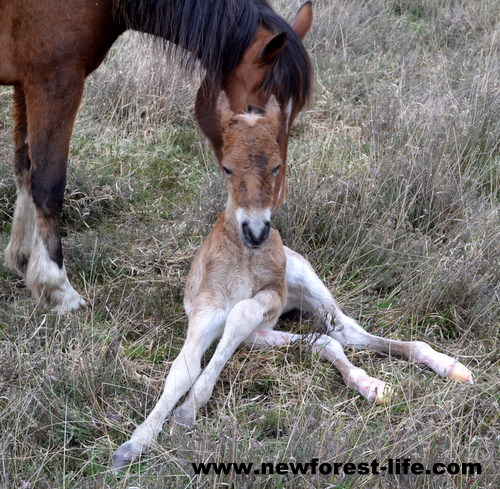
(245, 329, 389, 404)
(283, 246, 473, 383)
(4, 187, 36, 276)
(26, 230, 86, 312)
(112, 311, 225, 468)
(173, 290, 282, 426)
(5, 187, 85, 312)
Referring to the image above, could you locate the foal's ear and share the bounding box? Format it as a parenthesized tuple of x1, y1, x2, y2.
(216, 91, 231, 114)
(258, 32, 288, 66)
(292, 1, 313, 40)
(216, 91, 234, 128)
(265, 95, 280, 118)
(264, 96, 281, 135)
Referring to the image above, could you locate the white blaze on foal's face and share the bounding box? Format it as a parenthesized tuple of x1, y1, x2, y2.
(217, 92, 282, 248)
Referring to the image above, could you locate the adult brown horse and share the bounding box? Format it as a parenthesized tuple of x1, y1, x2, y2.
(0, 0, 313, 312)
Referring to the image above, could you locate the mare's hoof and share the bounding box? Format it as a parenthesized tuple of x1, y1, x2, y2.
(50, 291, 87, 314)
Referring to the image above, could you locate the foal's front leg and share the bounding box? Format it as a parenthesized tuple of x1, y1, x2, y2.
(112, 310, 225, 468)
(284, 247, 473, 387)
(173, 289, 283, 426)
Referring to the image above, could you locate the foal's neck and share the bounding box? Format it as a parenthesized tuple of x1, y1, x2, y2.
(219, 207, 245, 249)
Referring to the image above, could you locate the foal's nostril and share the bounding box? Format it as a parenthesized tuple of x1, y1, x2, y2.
(242, 221, 251, 241)
(261, 220, 270, 241)
(242, 220, 271, 247)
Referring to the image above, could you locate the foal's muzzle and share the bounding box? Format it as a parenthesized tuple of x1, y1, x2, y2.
(242, 219, 271, 248)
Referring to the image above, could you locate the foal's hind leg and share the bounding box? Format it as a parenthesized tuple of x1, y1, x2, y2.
(331, 315, 473, 382)
(4, 86, 36, 276)
(20, 76, 87, 312)
(244, 329, 389, 403)
(284, 247, 472, 384)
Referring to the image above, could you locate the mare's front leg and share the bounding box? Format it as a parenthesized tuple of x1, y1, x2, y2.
(172, 289, 284, 426)
(4, 86, 36, 277)
(6, 75, 87, 312)
(284, 247, 472, 386)
(112, 309, 226, 468)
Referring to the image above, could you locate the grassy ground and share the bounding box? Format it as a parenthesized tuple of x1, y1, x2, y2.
(0, 1, 498, 488)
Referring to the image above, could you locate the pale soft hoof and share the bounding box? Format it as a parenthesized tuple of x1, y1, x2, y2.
(172, 404, 197, 428)
(111, 441, 140, 470)
(373, 382, 393, 405)
(348, 371, 391, 404)
(446, 362, 473, 383)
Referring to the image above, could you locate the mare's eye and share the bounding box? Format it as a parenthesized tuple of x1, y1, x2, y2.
(223, 166, 233, 176)
(272, 164, 281, 175)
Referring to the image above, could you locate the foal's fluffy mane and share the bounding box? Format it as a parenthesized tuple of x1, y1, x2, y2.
(235, 112, 263, 127)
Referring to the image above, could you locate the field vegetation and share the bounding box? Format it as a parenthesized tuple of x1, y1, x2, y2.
(0, 0, 498, 488)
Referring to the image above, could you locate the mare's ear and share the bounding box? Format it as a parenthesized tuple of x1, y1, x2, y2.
(216, 91, 234, 129)
(258, 32, 288, 66)
(292, 2, 313, 40)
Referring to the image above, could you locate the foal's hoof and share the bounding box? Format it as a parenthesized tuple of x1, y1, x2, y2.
(172, 404, 197, 428)
(373, 382, 393, 405)
(446, 362, 473, 383)
(111, 441, 140, 470)
(350, 372, 392, 404)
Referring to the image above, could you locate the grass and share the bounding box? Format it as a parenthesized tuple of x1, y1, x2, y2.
(0, 0, 499, 488)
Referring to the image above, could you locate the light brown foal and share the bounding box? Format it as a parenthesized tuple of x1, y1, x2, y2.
(112, 92, 472, 468)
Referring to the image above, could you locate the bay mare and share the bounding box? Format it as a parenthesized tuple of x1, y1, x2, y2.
(0, 0, 313, 311)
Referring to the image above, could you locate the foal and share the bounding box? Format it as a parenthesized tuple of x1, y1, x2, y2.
(113, 92, 287, 467)
(113, 92, 472, 467)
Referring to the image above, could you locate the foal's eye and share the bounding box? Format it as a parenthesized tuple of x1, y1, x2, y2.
(247, 104, 264, 114)
(222, 166, 233, 176)
(272, 164, 281, 175)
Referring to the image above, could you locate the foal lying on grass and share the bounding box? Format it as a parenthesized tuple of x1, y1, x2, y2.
(112, 92, 472, 468)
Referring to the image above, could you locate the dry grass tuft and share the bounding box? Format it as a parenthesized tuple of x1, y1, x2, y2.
(1, 1, 498, 488)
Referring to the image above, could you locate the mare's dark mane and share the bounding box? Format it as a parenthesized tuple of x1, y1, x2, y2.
(113, 0, 311, 107)
(255, 0, 312, 109)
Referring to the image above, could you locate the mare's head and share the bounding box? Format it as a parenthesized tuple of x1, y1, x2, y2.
(196, 1, 313, 212)
(217, 91, 281, 248)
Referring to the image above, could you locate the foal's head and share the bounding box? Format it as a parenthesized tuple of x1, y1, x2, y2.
(196, 2, 313, 212)
(216, 91, 282, 248)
